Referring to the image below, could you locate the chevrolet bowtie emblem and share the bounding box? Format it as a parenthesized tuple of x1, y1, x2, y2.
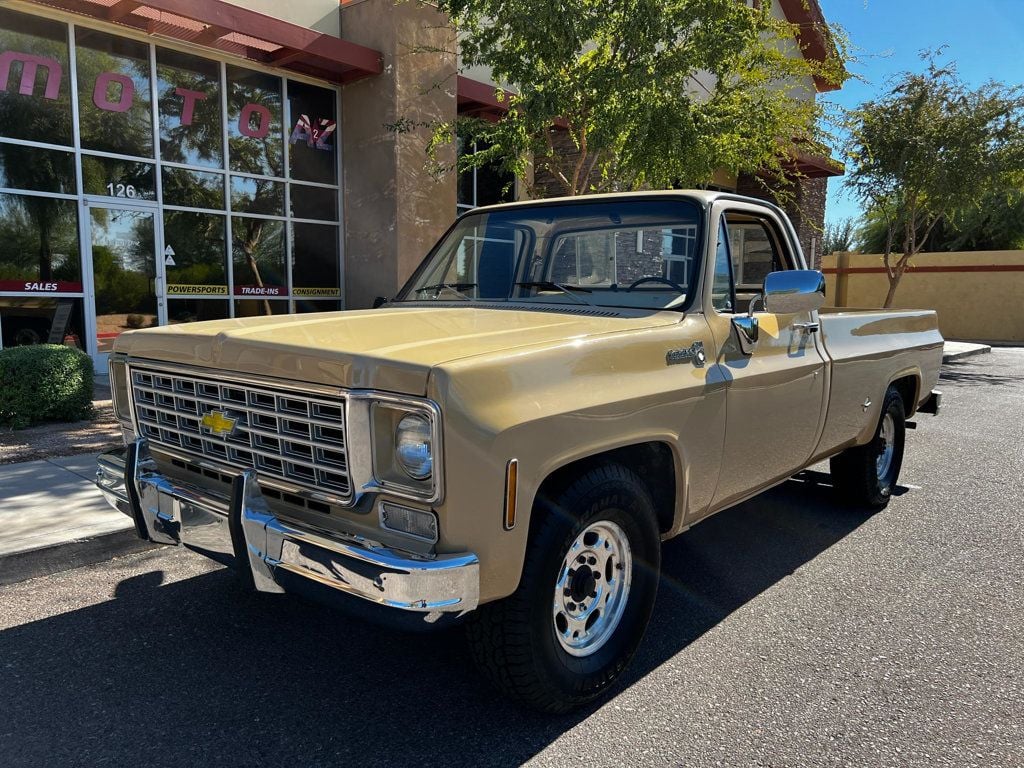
(201, 410, 237, 436)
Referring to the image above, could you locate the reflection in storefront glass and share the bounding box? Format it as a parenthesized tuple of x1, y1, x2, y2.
(75, 29, 154, 158)
(0, 297, 85, 349)
(167, 298, 228, 325)
(291, 222, 340, 296)
(232, 217, 286, 307)
(163, 211, 227, 292)
(81, 155, 156, 200)
(162, 167, 225, 209)
(156, 47, 223, 167)
(0, 145, 76, 194)
(0, 8, 73, 147)
(0, 193, 80, 288)
(290, 184, 338, 222)
(230, 176, 284, 216)
(90, 208, 155, 352)
(234, 298, 289, 318)
(227, 66, 283, 178)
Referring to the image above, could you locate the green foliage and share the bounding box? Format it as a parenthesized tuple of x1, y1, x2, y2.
(844, 53, 1024, 306)
(428, 0, 848, 196)
(822, 218, 856, 255)
(0, 345, 94, 429)
(858, 187, 1024, 254)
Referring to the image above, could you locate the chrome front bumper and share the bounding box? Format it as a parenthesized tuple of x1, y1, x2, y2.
(95, 439, 479, 617)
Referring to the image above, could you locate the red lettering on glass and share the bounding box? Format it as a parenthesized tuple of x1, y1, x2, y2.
(93, 71, 134, 112)
(239, 103, 271, 138)
(0, 51, 62, 99)
(174, 87, 207, 126)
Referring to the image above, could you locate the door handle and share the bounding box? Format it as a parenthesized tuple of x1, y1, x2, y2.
(793, 321, 819, 334)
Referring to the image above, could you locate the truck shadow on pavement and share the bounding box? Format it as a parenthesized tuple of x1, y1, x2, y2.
(1, 478, 875, 767)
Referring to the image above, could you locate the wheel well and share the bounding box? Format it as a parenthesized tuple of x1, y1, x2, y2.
(533, 442, 677, 535)
(890, 375, 919, 415)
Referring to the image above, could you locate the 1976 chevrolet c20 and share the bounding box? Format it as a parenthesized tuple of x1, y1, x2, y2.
(95, 191, 943, 712)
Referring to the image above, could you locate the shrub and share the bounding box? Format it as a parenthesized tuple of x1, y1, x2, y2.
(0, 344, 94, 429)
(126, 313, 146, 329)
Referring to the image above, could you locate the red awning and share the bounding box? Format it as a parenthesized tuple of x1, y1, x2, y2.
(26, 0, 382, 83)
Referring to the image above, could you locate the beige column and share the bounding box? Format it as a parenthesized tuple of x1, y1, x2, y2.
(340, 0, 457, 309)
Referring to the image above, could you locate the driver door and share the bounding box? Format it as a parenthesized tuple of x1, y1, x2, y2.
(705, 203, 828, 509)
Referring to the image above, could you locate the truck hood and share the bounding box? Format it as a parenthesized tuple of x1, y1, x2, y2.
(114, 306, 682, 394)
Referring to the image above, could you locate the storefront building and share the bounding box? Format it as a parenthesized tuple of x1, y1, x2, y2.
(0, 0, 833, 370)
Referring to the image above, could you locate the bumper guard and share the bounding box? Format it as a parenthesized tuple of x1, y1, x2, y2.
(95, 439, 479, 617)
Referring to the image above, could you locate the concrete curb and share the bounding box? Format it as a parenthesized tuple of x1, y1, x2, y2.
(942, 344, 992, 363)
(0, 529, 156, 587)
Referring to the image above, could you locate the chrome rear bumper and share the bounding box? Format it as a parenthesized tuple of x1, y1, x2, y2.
(95, 439, 479, 617)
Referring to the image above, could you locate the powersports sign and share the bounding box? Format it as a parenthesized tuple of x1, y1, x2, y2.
(0, 50, 337, 149)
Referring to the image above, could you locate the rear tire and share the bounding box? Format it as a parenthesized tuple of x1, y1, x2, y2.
(830, 385, 906, 509)
(465, 463, 661, 713)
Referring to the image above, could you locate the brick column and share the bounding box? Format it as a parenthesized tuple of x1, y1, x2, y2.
(339, 0, 457, 308)
(735, 173, 828, 268)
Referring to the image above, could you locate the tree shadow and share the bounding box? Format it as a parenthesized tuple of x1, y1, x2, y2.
(939, 359, 1017, 386)
(0, 478, 875, 768)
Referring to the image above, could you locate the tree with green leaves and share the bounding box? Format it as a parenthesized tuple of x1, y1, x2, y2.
(427, 0, 846, 197)
(844, 54, 1024, 307)
(822, 218, 856, 255)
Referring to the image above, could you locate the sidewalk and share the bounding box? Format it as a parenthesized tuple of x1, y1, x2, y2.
(942, 340, 991, 362)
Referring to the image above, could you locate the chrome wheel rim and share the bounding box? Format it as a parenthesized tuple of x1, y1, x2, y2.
(876, 412, 896, 480)
(552, 520, 632, 657)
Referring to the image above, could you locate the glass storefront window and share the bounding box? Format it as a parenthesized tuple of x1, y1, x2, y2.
(167, 298, 229, 324)
(0, 296, 84, 348)
(0, 145, 75, 194)
(81, 155, 156, 200)
(227, 66, 283, 178)
(287, 80, 337, 185)
(90, 207, 156, 352)
(234, 298, 289, 318)
(75, 29, 154, 158)
(230, 176, 284, 216)
(291, 222, 340, 297)
(0, 192, 80, 290)
(290, 184, 337, 222)
(156, 47, 223, 168)
(0, 8, 73, 147)
(163, 211, 227, 293)
(294, 299, 341, 314)
(232, 217, 286, 298)
(162, 167, 224, 209)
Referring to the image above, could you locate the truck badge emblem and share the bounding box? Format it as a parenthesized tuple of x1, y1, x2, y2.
(201, 410, 237, 436)
(666, 341, 706, 368)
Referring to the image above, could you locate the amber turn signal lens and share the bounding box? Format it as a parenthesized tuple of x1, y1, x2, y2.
(504, 458, 518, 530)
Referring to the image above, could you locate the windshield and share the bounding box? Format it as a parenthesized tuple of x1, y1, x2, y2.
(397, 199, 703, 311)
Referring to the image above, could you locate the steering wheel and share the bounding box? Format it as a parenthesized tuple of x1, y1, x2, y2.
(626, 276, 686, 293)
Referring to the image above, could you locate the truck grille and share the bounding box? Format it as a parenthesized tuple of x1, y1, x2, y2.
(130, 366, 351, 500)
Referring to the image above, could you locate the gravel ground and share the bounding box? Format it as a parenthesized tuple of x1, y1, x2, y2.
(0, 401, 119, 465)
(0, 349, 1021, 767)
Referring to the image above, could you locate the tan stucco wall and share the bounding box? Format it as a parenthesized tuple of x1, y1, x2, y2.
(221, 0, 341, 36)
(339, 0, 457, 309)
(822, 250, 1024, 343)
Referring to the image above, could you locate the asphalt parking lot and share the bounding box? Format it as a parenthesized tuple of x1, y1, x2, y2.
(1, 348, 1021, 767)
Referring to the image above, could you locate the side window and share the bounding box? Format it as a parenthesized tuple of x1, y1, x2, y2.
(724, 213, 786, 291)
(711, 219, 734, 313)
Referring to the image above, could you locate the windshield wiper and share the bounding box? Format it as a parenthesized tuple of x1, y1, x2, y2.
(513, 281, 597, 307)
(415, 282, 476, 300)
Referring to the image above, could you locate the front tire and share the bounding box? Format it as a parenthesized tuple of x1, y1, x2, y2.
(465, 463, 661, 713)
(830, 385, 906, 509)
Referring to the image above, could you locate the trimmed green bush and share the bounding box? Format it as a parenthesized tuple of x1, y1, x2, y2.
(0, 344, 94, 429)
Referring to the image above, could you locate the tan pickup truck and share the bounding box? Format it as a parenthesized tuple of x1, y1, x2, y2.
(95, 191, 942, 712)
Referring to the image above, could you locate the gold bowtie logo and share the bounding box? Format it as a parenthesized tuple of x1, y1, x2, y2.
(201, 410, 237, 436)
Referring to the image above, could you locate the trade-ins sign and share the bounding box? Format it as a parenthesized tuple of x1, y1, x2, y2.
(0, 51, 335, 146)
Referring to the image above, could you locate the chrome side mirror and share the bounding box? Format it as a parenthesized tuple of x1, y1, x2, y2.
(732, 315, 758, 355)
(762, 270, 825, 315)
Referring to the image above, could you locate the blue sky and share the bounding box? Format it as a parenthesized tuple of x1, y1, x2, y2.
(820, 0, 1024, 226)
